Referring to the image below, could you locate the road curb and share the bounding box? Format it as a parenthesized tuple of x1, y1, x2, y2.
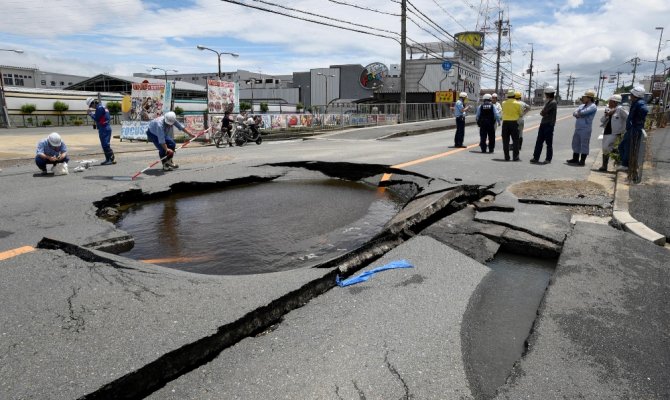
(612, 171, 666, 246)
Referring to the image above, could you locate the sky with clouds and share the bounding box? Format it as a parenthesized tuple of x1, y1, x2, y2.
(0, 0, 668, 98)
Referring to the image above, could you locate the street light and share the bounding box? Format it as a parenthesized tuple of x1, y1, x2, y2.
(196, 45, 239, 80)
(317, 72, 335, 113)
(150, 66, 178, 86)
(651, 27, 664, 93)
(0, 48, 24, 128)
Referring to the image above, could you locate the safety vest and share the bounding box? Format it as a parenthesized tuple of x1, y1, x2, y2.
(502, 98, 523, 121)
(479, 103, 495, 125)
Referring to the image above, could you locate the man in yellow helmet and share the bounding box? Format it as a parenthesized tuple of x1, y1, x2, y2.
(501, 89, 525, 161)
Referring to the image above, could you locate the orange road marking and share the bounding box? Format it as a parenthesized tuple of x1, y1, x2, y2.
(380, 114, 572, 183)
(0, 246, 36, 261)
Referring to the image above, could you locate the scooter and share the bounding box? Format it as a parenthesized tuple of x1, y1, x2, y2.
(232, 116, 263, 146)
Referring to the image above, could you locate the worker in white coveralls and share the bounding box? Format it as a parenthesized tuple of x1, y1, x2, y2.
(566, 89, 598, 166)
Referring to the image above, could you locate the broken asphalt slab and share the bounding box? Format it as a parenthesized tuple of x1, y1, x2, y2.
(148, 236, 489, 400)
(495, 222, 670, 400)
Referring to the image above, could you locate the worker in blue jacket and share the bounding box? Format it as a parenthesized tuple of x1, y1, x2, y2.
(617, 86, 649, 169)
(86, 97, 115, 165)
(146, 111, 194, 171)
(566, 89, 598, 166)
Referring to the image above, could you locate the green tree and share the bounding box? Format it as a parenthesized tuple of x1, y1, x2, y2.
(296, 102, 304, 113)
(239, 101, 252, 112)
(20, 103, 37, 127)
(174, 106, 185, 116)
(107, 101, 122, 124)
(53, 101, 69, 125)
(260, 102, 269, 113)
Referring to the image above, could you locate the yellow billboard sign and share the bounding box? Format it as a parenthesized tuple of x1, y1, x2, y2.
(455, 31, 485, 50)
(435, 91, 455, 103)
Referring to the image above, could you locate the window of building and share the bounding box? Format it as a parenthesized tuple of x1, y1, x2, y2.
(41, 80, 47, 85)
(51, 81, 56, 86)
(68, 82, 73, 86)
(3, 73, 13, 86)
(59, 81, 65, 86)
(13, 74, 25, 86)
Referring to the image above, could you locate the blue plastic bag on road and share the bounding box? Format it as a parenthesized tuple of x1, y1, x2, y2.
(336, 259, 414, 287)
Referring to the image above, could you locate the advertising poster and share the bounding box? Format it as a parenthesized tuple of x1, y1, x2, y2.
(130, 82, 166, 121)
(258, 115, 271, 130)
(324, 114, 342, 126)
(185, 115, 206, 139)
(300, 114, 313, 127)
(286, 114, 300, 128)
(207, 80, 238, 114)
(271, 115, 286, 129)
(120, 121, 149, 141)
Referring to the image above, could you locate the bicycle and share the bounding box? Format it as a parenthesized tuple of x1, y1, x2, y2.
(213, 125, 235, 148)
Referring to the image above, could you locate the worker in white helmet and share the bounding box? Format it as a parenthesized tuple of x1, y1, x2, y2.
(566, 89, 598, 166)
(598, 94, 628, 171)
(452, 92, 471, 148)
(531, 86, 558, 164)
(86, 97, 116, 165)
(145, 111, 195, 171)
(35, 132, 69, 175)
(617, 86, 649, 170)
(475, 94, 501, 153)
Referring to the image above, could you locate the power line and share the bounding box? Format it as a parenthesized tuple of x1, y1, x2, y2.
(327, 0, 400, 16)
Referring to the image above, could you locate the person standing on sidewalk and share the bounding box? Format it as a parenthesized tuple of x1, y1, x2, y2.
(501, 89, 524, 161)
(598, 94, 628, 171)
(530, 86, 558, 164)
(453, 92, 470, 148)
(86, 97, 116, 165)
(35, 132, 69, 174)
(566, 89, 598, 166)
(475, 94, 500, 153)
(514, 91, 531, 150)
(617, 86, 649, 170)
(146, 111, 194, 171)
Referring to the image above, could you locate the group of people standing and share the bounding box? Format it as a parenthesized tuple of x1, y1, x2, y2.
(466, 84, 649, 171)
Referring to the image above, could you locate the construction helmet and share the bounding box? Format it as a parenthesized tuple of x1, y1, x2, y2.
(459, 92, 467, 98)
(582, 89, 596, 98)
(609, 94, 622, 103)
(86, 97, 96, 107)
(514, 91, 522, 99)
(491, 93, 498, 98)
(630, 86, 645, 98)
(544, 86, 555, 94)
(506, 89, 516, 98)
(48, 132, 62, 147)
(482, 94, 492, 100)
(164, 111, 177, 125)
(246, 117, 255, 125)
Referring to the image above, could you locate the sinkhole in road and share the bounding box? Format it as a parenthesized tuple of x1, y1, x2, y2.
(116, 179, 405, 275)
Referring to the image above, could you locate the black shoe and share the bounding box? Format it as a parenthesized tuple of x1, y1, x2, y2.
(566, 159, 579, 164)
(544, 159, 551, 164)
(489, 149, 494, 153)
(513, 158, 521, 162)
(530, 158, 540, 164)
(458, 145, 467, 148)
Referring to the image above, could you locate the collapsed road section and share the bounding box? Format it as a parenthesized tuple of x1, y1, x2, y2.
(0, 161, 582, 400)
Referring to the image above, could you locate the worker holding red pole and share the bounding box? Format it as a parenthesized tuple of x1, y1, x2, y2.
(146, 111, 195, 171)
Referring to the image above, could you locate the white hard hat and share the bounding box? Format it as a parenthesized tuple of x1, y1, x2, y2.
(491, 93, 498, 98)
(86, 97, 96, 107)
(246, 117, 255, 125)
(48, 132, 62, 147)
(609, 94, 622, 103)
(482, 94, 492, 100)
(630, 86, 645, 98)
(506, 89, 516, 98)
(544, 86, 555, 94)
(164, 111, 177, 125)
(459, 92, 467, 98)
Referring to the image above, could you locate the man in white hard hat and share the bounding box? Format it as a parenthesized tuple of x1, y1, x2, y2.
(145, 111, 195, 171)
(617, 86, 649, 170)
(531, 86, 558, 164)
(475, 94, 500, 153)
(452, 92, 471, 148)
(86, 97, 116, 165)
(566, 89, 598, 166)
(598, 94, 628, 171)
(35, 132, 69, 175)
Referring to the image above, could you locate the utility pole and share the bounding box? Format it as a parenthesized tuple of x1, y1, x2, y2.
(615, 71, 622, 91)
(494, 10, 509, 93)
(570, 78, 577, 101)
(566, 73, 573, 101)
(630, 56, 641, 86)
(555, 64, 560, 102)
(527, 43, 534, 101)
(400, 0, 407, 123)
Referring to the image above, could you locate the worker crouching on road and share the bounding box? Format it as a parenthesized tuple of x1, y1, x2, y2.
(567, 89, 598, 166)
(146, 111, 194, 171)
(599, 94, 628, 171)
(476, 94, 500, 153)
(617, 86, 649, 170)
(35, 132, 69, 175)
(501, 89, 524, 161)
(86, 97, 116, 165)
